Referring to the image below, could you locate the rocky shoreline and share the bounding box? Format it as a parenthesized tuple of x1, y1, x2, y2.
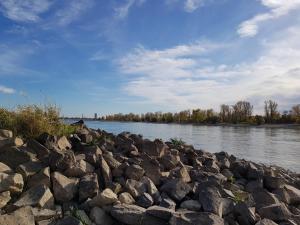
(0, 124, 300, 225)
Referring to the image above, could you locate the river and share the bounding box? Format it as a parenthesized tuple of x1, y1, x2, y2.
(67, 120, 300, 173)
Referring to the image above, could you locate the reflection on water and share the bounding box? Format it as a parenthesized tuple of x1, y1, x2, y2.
(68, 120, 300, 172)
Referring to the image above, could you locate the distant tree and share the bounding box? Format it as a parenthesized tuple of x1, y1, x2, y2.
(291, 104, 300, 123)
(264, 100, 280, 123)
(232, 101, 253, 123)
(219, 104, 231, 122)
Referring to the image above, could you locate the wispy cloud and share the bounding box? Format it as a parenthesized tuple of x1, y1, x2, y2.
(55, 0, 94, 26)
(119, 26, 300, 111)
(184, 0, 205, 12)
(237, 0, 300, 37)
(114, 0, 146, 19)
(0, 85, 15, 94)
(0, 0, 52, 22)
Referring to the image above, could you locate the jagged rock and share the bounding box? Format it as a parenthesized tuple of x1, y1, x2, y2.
(141, 155, 162, 185)
(146, 205, 174, 221)
(119, 192, 135, 204)
(27, 139, 50, 160)
(78, 173, 99, 202)
(169, 211, 224, 225)
(252, 188, 279, 209)
(51, 172, 78, 202)
(0, 146, 33, 169)
(255, 219, 278, 225)
(64, 159, 94, 178)
(0, 206, 35, 225)
(180, 200, 202, 211)
(246, 180, 264, 192)
(199, 186, 223, 217)
(125, 179, 147, 198)
(82, 145, 102, 166)
(160, 152, 180, 170)
(57, 136, 71, 150)
(49, 150, 76, 172)
(258, 203, 291, 222)
(171, 164, 191, 183)
(221, 198, 235, 216)
(37, 133, 58, 150)
(0, 162, 13, 173)
(221, 168, 234, 179)
(55, 216, 83, 225)
(142, 139, 167, 158)
(27, 167, 51, 189)
(103, 152, 121, 169)
(32, 207, 62, 222)
(0, 191, 11, 209)
(90, 207, 114, 225)
(111, 204, 146, 225)
(100, 156, 112, 187)
(90, 188, 118, 207)
(0, 129, 13, 138)
(137, 193, 153, 208)
(141, 176, 160, 202)
(125, 164, 145, 180)
(247, 163, 264, 180)
(264, 176, 285, 190)
(16, 161, 43, 180)
(14, 184, 54, 209)
(159, 193, 176, 210)
(160, 178, 191, 202)
(0, 172, 24, 194)
(234, 202, 257, 225)
(274, 185, 300, 205)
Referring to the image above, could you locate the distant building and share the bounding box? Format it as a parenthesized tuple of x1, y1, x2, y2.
(94, 113, 98, 120)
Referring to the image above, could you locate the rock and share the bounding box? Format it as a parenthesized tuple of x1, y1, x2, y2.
(89, 207, 114, 225)
(0, 172, 24, 194)
(247, 163, 264, 180)
(146, 205, 174, 221)
(0, 137, 24, 148)
(90, 188, 118, 207)
(0, 146, 33, 169)
(14, 184, 54, 209)
(142, 139, 167, 158)
(255, 219, 278, 225)
(159, 194, 176, 210)
(111, 204, 146, 225)
(234, 202, 257, 225)
(160, 152, 180, 170)
(199, 186, 223, 217)
(125, 164, 145, 180)
(57, 136, 71, 150)
(0, 162, 13, 173)
(119, 192, 135, 204)
(258, 203, 291, 222)
(103, 153, 121, 169)
(82, 145, 102, 166)
(64, 159, 94, 178)
(264, 176, 285, 190)
(16, 161, 43, 180)
(0, 206, 35, 225)
(180, 200, 202, 211)
(141, 176, 160, 202)
(137, 193, 154, 208)
(125, 179, 147, 198)
(37, 133, 58, 150)
(275, 185, 300, 205)
(0, 191, 11, 209)
(252, 188, 280, 209)
(221, 198, 235, 216)
(27, 167, 51, 189)
(169, 211, 224, 225)
(141, 213, 169, 225)
(73, 210, 92, 225)
(100, 157, 112, 187)
(51, 172, 78, 202)
(246, 180, 264, 192)
(160, 179, 191, 202)
(0, 129, 13, 138)
(141, 155, 162, 185)
(27, 139, 50, 160)
(78, 173, 99, 202)
(55, 216, 83, 225)
(49, 150, 76, 172)
(32, 207, 62, 222)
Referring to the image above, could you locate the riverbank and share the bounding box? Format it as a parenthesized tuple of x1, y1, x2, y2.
(0, 124, 300, 225)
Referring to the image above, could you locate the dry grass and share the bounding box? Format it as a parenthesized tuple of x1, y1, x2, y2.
(0, 105, 76, 138)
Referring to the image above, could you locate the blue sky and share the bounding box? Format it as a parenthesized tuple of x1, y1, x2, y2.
(0, 0, 300, 117)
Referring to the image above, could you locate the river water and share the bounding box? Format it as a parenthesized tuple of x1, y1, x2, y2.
(68, 120, 300, 173)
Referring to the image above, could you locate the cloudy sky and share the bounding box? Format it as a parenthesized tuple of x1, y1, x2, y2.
(0, 0, 300, 116)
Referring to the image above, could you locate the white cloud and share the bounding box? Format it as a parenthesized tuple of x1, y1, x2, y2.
(119, 26, 300, 112)
(115, 0, 146, 19)
(184, 0, 205, 12)
(0, 0, 52, 22)
(55, 0, 94, 26)
(0, 85, 15, 94)
(238, 0, 300, 37)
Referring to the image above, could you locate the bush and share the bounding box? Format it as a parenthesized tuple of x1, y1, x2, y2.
(170, 138, 186, 147)
(0, 105, 76, 138)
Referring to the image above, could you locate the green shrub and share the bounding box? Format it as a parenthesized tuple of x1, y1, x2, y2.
(170, 138, 186, 147)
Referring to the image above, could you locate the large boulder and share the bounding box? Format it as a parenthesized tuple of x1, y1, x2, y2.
(146, 205, 174, 221)
(64, 159, 94, 178)
(27, 167, 51, 189)
(119, 192, 136, 204)
(142, 139, 168, 158)
(160, 179, 191, 202)
(51, 172, 79, 202)
(0, 172, 24, 194)
(198, 186, 223, 217)
(0, 146, 33, 169)
(169, 211, 224, 225)
(137, 193, 154, 208)
(57, 136, 72, 150)
(234, 202, 257, 225)
(16, 161, 43, 181)
(49, 150, 76, 172)
(0, 206, 35, 225)
(111, 204, 146, 225)
(89, 188, 118, 207)
(37, 133, 58, 150)
(252, 188, 280, 209)
(125, 179, 147, 198)
(99, 156, 112, 187)
(258, 203, 291, 222)
(89, 207, 114, 225)
(274, 185, 300, 205)
(78, 173, 99, 202)
(125, 164, 145, 180)
(27, 139, 50, 160)
(82, 145, 102, 166)
(141, 155, 162, 185)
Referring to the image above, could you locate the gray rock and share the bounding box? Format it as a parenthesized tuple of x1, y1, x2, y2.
(0, 162, 13, 173)
(0, 129, 13, 138)
(27, 139, 50, 160)
(64, 159, 94, 178)
(78, 173, 99, 202)
(137, 193, 154, 208)
(234, 202, 257, 225)
(57, 136, 71, 150)
(141, 214, 168, 225)
(103, 153, 121, 169)
(275, 185, 300, 205)
(0, 190, 11, 209)
(111, 204, 146, 225)
(0, 206, 35, 225)
(82, 145, 102, 166)
(146, 205, 174, 221)
(160, 179, 191, 202)
(100, 157, 112, 187)
(119, 192, 135, 204)
(141, 176, 159, 199)
(125, 179, 147, 198)
(16, 161, 43, 180)
(27, 167, 51, 189)
(32, 207, 62, 222)
(199, 186, 223, 217)
(264, 176, 285, 190)
(255, 219, 278, 225)
(89, 188, 118, 207)
(221, 198, 235, 216)
(246, 180, 264, 192)
(142, 139, 167, 158)
(169, 211, 224, 225)
(125, 164, 145, 180)
(258, 203, 291, 222)
(14, 184, 54, 209)
(73, 210, 92, 225)
(55, 216, 83, 225)
(141, 155, 162, 185)
(180, 200, 202, 211)
(0, 172, 24, 194)
(0, 146, 33, 169)
(49, 150, 76, 172)
(252, 188, 280, 209)
(51, 172, 78, 202)
(159, 194, 176, 210)
(89, 207, 114, 225)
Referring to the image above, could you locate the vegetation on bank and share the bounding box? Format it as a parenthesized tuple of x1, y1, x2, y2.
(0, 105, 76, 138)
(102, 100, 300, 125)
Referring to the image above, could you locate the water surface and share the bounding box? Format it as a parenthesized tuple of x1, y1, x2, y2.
(68, 120, 300, 172)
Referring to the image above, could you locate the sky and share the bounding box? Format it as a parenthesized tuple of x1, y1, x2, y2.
(0, 0, 300, 117)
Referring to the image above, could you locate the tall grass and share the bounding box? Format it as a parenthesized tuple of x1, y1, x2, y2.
(0, 105, 76, 138)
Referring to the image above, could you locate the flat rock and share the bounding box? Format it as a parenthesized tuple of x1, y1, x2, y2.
(51, 172, 78, 202)
(0, 172, 24, 194)
(0, 206, 35, 225)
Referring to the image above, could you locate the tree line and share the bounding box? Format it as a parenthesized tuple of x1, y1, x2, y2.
(101, 100, 300, 125)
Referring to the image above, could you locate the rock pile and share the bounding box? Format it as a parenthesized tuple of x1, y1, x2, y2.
(0, 124, 300, 225)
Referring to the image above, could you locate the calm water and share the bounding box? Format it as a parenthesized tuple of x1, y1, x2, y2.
(69, 120, 300, 173)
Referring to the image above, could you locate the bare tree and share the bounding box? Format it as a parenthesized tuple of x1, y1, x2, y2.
(232, 101, 253, 122)
(220, 104, 231, 122)
(264, 100, 279, 123)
